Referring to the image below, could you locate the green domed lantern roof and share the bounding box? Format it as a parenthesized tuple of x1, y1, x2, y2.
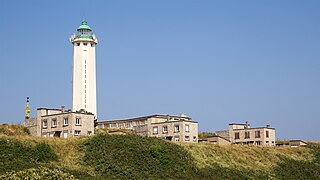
(77, 21, 92, 31)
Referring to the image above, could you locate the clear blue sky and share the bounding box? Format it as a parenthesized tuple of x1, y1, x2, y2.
(0, 1, 319, 140)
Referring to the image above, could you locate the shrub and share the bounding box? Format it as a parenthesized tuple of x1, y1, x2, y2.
(83, 134, 198, 179)
(0, 124, 30, 136)
(0, 138, 36, 174)
(0, 166, 76, 179)
(149, 144, 169, 165)
(31, 142, 58, 162)
(274, 144, 320, 179)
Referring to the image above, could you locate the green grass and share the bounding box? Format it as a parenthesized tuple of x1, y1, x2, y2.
(83, 134, 199, 179)
(0, 125, 319, 179)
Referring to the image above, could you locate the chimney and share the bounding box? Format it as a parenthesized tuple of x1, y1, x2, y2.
(266, 124, 270, 128)
(180, 113, 187, 117)
(61, 106, 65, 113)
(245, 121, 249, 129)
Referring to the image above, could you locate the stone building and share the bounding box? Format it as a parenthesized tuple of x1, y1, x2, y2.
(24, 106, 95, 138)
(97, 114, 198, 143)
(216, 121, 276, 146)
(289, 140, 307, 147)
(204, 135, 232, 145)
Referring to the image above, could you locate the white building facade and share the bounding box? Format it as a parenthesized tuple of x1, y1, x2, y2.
(215, 121, 276, 146)
(97, 114, 199, 143)
(70, 21, 98, 118)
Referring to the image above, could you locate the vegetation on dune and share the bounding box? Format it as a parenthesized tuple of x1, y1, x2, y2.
(0, 125, 319, 179)
(95, 128, 136, 135)
(83, 134, 199, 179)
(0, 137, 37, 174)
(198, 131, 216, 140)
(0, 124, 30, 136)
(182, 143, 314, 172)
(0, 167, 76, 180)
(274, 144, 320, 179)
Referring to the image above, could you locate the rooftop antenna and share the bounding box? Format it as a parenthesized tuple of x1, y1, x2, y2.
(83, 12, 86, 22)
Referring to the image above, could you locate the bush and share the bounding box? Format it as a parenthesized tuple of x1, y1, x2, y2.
(0, 166, 76, 179)
(274, 144, 320, 179)
(31, 142, 58, 162)
(0, 124, 30, 136)
(83, 134, 198, 179)
(0, 138, 36, 174)
(149, 144, 169, 165)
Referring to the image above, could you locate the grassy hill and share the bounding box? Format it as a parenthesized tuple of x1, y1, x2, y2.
(0, 124, 319, 179)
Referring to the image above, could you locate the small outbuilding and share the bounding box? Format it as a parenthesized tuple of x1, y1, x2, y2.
(199, 135, 231, 145)
(289, 140, 308, 147)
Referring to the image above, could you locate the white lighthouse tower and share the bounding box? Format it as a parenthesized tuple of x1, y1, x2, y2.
(70, 21, 98, 118)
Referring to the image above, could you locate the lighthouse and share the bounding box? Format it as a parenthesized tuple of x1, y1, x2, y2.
(70, 21, 98, 118)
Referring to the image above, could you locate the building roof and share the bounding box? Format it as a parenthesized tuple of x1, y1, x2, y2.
(232, 127, 275, 130)
(289, 140, 308, 143)
(98, 114, 192, 123)
(77, 21, 92, 31)
(229, 123, 247, 125)
(207, 135, 231, 142)
(37, 107, 64, 111)
(151, 119, 198, 124)
(41, 111, 93, 117)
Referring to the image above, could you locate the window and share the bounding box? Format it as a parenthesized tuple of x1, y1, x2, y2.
(255, 131, 261, 138)
(174, 136, 180, 142)
(64, 117, 68, 126)
(266, 131, 269, 138)
(245, 131, 250, 139)
(153, 126, 158, 134)
(74, 130, 81, 136)
(110, 123, 117, 128)
(43, 120, 47, 128)
(76, 118, 81, 125)
(52, 119, 57, 127)
(255, 141, 261, 145)
(125, 122, 131, 128)
(193, 136, 197, 142)
(77, 43, 80, 46)
(235, 132, 240, 140)
(185, 136, 190, 141)
(162, 126, 168, 133)
(185, 124, 190, 132)
(83, 43, 87, 46)
(63, 130, 68, 138)
(174, 125, 180, 132)
(87, 131, 92, 136)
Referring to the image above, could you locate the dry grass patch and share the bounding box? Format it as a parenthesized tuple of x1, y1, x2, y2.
(181, 143, 314, 173)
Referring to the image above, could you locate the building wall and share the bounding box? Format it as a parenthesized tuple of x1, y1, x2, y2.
(24, 108, 94, 138)
(215, 130, 230, 141)
(41, 112, 94, 138)
(229, 128, 276, 146)
(36, 108, 69, 137)
(207, 136, 231, 145)
(97, 115, 198, 143)
(24, 118, 38, 136)
(289, 141, 307, 147)
(147, 120, 198, 143)
(72, 39, 97, 118)
(216, 122, 276, 146)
